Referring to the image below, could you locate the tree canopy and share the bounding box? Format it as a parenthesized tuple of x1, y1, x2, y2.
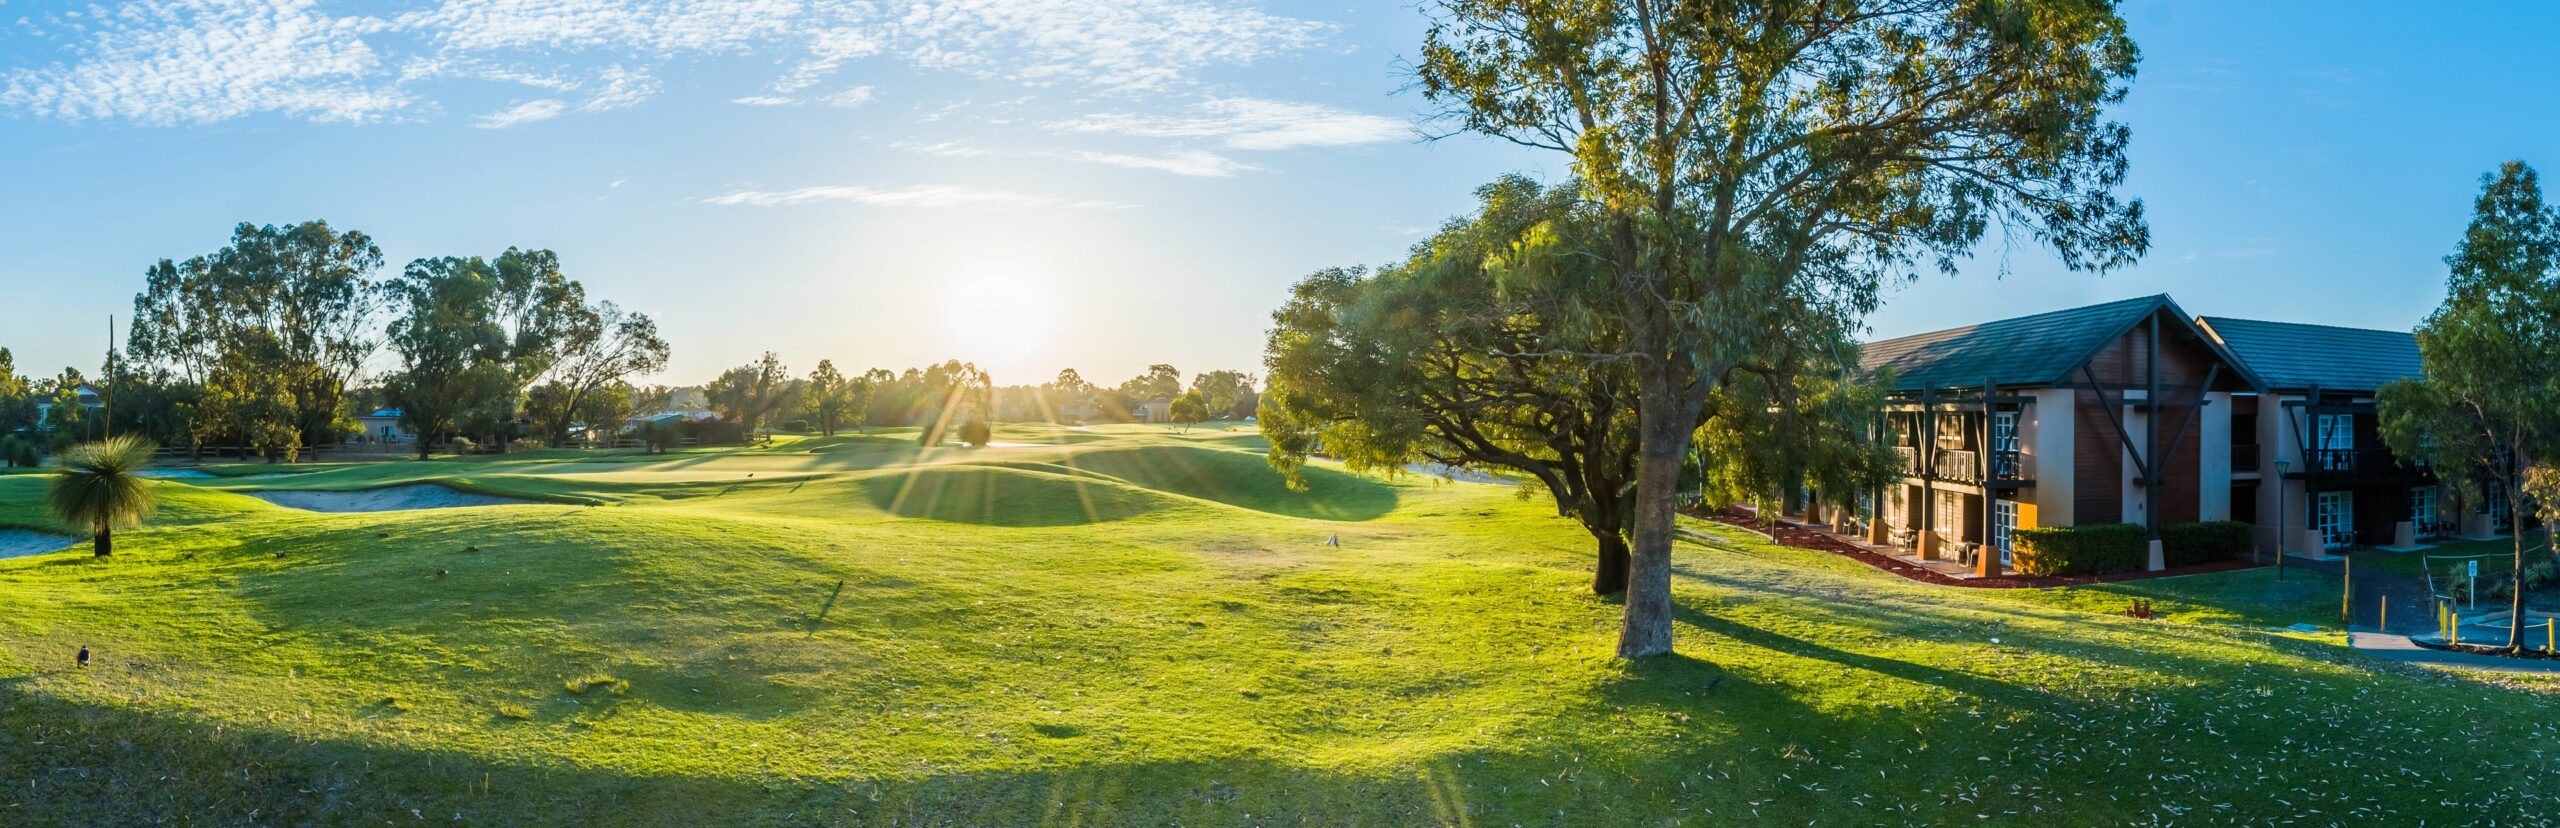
(127, 220, 383, 456)
(1416, 0, 2148, 657)
(2378, 160, 2560, 651)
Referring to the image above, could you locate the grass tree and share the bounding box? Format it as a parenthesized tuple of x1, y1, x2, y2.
(46, 435, 159, 558)
(2378, 161, 2560, 651)
(1417, 0, 2149, 657)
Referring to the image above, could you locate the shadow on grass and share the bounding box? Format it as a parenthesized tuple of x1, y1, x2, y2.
(0, 683, 1450, 826)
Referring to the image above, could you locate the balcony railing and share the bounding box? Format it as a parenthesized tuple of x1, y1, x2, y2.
(2305, 447, 2426, 476)
(1990, 449, 2026, 481)
(1893, 446, 1921, 478)
(1934, 449, 1981, 484)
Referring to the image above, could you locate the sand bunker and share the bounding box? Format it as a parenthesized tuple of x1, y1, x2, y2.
(0, 529, 77, 559)
(248, 484, 534, 512)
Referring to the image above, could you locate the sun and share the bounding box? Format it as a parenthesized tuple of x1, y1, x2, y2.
(940, 277, 1058, 365)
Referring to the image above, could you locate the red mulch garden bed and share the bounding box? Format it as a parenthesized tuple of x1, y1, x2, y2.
(1691, 507, 2260, 589)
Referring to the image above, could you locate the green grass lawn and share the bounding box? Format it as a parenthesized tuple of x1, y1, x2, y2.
(1, 424, 2556, 824)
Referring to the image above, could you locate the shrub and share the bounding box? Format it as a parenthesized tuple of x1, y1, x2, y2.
(959, 419, 992, 447)
(783, 419, 812, 433)
(2163, 520, 2252, 568)
(682, 418, 746, 446)
(2012, 523, 2148, 577)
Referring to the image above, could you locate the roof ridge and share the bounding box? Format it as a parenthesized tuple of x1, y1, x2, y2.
(1863, 293, 2163, 347)
(2198, 315, 2415, 336)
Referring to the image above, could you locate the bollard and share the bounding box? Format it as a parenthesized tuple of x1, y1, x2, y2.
(2341, 557, 2352, 623)
(2379, 596, 2387, 633)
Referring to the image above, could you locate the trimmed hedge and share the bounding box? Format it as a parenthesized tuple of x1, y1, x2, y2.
(2163, 520, 2251, 568)
(2012, 523, 2147, 577)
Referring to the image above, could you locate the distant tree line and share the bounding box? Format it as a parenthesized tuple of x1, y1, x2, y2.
(665, 357, 1261, 448)
(1, 220, 670, 463)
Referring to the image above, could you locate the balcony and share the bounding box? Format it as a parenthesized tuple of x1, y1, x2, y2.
(1893, 446, 1921, 478)
(1989, 449, 2027, 482)
(2232, 443, 2260, 472)
(1934, 449, 1982, 484)
(2302, 447, 2429, 480)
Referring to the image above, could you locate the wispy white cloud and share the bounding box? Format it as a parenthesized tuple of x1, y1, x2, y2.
(824, 85, 875, 108)
(893, 141, 995, 158)
(890, 0, 1328, 91)
(1048, 97, 1405, 150)
(732, 95, 798, 107)
(475, 98, 565, 128)
(0, 0, 407, 124)
(1, 0, 1332, 126)
(1059, 149, 1259, 177)
(579, 64, 655, 111)
(893, 141, 1259, 177)
(703, 183, 1135, 209)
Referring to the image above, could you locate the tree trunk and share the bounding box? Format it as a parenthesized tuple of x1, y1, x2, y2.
(1593, 532, 1631, 596)
(92, 527, 112, 558)
(418, 437, 433, 462)
(1618, 375, 1692, 659)
(2511, 482, 2528, 651)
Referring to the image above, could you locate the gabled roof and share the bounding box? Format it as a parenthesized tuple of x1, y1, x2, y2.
(1861, 294, 2264, 392)
(2196, 316, 2421, 393)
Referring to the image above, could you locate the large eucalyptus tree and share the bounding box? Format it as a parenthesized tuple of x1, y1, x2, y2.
(1418, 0, 2149, 656)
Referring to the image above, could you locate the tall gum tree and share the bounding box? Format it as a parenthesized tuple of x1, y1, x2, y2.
(128, 221, 382, 457)
(2379, 161, 2560, 651)
(1419, 0, 2150, 657)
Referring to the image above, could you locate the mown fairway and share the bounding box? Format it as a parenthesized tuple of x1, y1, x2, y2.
(1, 425, 2555, 825)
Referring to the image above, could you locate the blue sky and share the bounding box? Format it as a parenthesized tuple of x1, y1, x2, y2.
(0, 1, 2553, 389)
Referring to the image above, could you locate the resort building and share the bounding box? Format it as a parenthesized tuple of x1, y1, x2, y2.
(2192, 317, 2455, 554)
(1852, 295, 2262, 575)
(1825, 293, 2523, 578)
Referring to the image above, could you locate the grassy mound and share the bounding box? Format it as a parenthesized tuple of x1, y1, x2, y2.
(857, 463, 1179, 526)
(1062, 445, 1395, 520)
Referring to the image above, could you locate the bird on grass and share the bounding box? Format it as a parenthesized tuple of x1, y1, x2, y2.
(76, 646, 89, 668)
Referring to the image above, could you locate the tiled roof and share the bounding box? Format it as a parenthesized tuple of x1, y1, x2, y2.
(1858, 295, 2175, 392)
(2197, 316, 2421, 393)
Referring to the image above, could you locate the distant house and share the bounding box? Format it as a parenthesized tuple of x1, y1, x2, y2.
(32, 383, 104, 429)
(355, 408, 414, 444)
(624, 408, 719, 432)
(1135, 397, 1173, 423)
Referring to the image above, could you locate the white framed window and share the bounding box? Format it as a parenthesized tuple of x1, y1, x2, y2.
(1991, 411, 2019, 452)
(2411, 486, 2438, 537)
(2316, 491, 2353, 549)
(2488, 485, 2512, 530)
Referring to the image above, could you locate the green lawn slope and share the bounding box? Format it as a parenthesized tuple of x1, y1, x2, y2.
(0, 424, 2554, 824)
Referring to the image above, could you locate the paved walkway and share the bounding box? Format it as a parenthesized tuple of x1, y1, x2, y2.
(2292, 555, 2438, 636)
(2347, 630, 2560, 675)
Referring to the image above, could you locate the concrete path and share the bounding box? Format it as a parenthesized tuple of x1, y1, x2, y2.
(2347, 630, 2560, 675)
(2292, 556, 2439, 636)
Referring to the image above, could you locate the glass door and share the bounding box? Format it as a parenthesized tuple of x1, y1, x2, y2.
(1990, 411, 2020, 478)
(2316, 491, 2353, 549)
(2411, 486, 2438, 538)
(1991, 499, 2017, 565)
(2315, 414, 2354, 471)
